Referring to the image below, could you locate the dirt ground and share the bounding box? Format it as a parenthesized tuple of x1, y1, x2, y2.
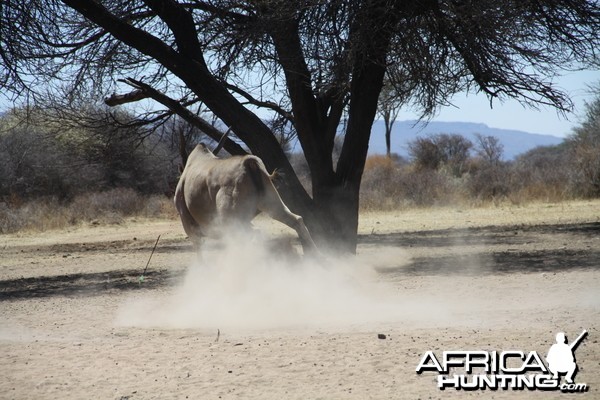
(1, 200, 599, 399)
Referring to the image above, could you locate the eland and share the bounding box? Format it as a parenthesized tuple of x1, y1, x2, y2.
(174, 140, 317, 253)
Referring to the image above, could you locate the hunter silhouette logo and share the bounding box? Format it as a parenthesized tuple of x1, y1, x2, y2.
(416, 329, 589, 392)
(547, 330, 588, 384)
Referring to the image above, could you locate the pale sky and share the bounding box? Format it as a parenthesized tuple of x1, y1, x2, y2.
(402, 69, 599, 138)
(1, 70, 597, 138)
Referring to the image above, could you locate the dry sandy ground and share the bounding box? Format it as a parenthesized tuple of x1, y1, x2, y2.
(1, 200, 599, 399)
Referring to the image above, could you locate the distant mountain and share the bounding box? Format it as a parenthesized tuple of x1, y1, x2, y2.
(369, 120, 565, 160)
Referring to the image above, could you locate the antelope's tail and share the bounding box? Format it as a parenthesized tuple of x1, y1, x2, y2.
(245, 157, 266, 195)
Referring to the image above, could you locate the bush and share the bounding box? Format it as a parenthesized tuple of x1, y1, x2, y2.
(0, 108, 181, 203)
(397, 168, 459, 207)
(408, 133, 472, 177)
(509, 145, 573, 202)
(566, 96, 600, 197)
(361, 155, 402, 209)
(0, 197, 73, 233)
(360, 155, 467, 209)
(467, 160, 511, 200)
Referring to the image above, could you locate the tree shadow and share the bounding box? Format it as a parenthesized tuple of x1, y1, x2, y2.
(363, 222, 600, 277)
(379, 249, 600, 277)
(40, 238, 193, 255)
(359, 228, 528, 248)
(359, 222, 600, 249)
(0, 268, 184, 301)
(3, 222, 598, 298)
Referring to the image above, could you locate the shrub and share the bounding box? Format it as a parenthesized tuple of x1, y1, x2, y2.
(360, 155, 467, 209)
(467, 133, 511, 201)
(0, 108, 181, 203)
(509, 145, 573, 202)
(408, 133, 472, 177)
(467, 160, 511, 200)
(361, 155, 402, 209)
(0, 197, 72, 233)
(562, 84, 600, 197)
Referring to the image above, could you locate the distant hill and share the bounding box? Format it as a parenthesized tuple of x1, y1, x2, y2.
(369, 120, 565, 160)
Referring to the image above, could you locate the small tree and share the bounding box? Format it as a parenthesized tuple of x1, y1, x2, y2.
(567, 85, 600, 196)
(474, 134, 504, 165)
(377, 78, 403, 158)
(469, 134, 509, 199)
(408, 133, 472, 177)
(409, 136, 444, 171)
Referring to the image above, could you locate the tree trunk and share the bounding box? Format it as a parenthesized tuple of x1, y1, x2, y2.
(304, 1, 397, 254)
(385, 120, 392, 158)
(382, 109, 396, 158)
(308, 66, 389, 254)
(308, 178, 360, 253)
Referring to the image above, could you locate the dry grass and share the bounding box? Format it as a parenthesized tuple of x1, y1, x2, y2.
(2, 151, 599, 234)
(0, 188, 177, 234)
(359, 154, 596, 211)
(358, 198, 600, 236)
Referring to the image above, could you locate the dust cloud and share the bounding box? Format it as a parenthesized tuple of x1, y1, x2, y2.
(116, 231, 472, 332)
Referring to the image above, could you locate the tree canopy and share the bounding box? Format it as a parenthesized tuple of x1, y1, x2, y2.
(2, 0, 599, 251)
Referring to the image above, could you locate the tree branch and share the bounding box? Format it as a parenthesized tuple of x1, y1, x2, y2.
(221, 81, 294, 123)
(143, 0, 206, 66)
(112, 78, 247, 156)
(268, 12, 334, 181)
(104, 89, 149, 107)
(183, 1, 252, 22)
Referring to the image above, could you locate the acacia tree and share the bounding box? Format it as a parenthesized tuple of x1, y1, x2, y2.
(377, 78, 403, 158)
(2, 0, 599, 252)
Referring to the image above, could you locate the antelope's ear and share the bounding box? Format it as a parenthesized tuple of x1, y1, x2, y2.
(196, 142, 210, 153)
(270, 168, 284, 180)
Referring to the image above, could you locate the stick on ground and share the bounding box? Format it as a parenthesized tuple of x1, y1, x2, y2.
(139, 234, 161, 283)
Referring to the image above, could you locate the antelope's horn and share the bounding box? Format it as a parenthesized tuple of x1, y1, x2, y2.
(213, 127, 232, 155)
